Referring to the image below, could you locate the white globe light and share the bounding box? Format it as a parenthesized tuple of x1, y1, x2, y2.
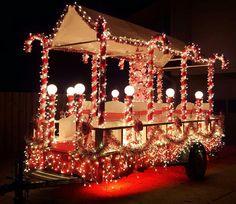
(111, 89, 119, 98)
(74, 83, 85, 95)
(195, 91, 203, 99)
(166, 88, 175, 97)
(66, 87, 75, 96)
(124, 85, 135, 96)
(47, 84, 57, 95)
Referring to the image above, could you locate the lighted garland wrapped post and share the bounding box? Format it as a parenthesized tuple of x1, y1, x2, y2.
(146, 38, 156, 122)
(207, 58, 214, 116)
(24, 33, 51, 139)
(166, 88, 175, 123)
(207, 54, 229, 116)
(157, 66, 163, 103)
(124, 86, 135, 125)
(180, 44, 200, 120)
(74, 83, 85, 130)
(91, 55, 98, 118)
(96, 16, 108, 126)
(47, 84, 58, 145)
(66, 87, 75, 117)
(180, 52, 188, 121)
(195, 91, 203, 120)
(155, 34, 170, 103)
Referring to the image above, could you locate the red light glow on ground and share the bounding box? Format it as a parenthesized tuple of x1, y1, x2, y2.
(65, 166, 188, 200)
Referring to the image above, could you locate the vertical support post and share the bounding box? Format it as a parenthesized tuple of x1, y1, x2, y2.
(47, 94, 57, 144)
(180, 53, 188, 120)
(147, 39, 155, 122)
(24, 34, 51, 124)
(96, 16, 108, 126)
(207, 59, 215, 116)
(91, 55, 98, 118)
(157, 66, 163, 103)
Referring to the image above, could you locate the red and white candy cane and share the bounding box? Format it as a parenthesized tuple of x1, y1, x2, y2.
(96, 16, 109, 125)
(207, 54, 229, 116)
(124, 85, 135, 125)
(167, 96, 174, 123)
(66, 87, 75, 117)
(195, 98, 203, 120)
(47, 84, 57, 145)
(24, 33, 51, 123)
(124, 96, 133, 125)
(147, 38, 156, 122)
(91, 55, 98, 118)
(180, 44, 200, 120)
(76, 94, 84, 130)
(157, 66, 163, 103)
(47, 94, 57, 144)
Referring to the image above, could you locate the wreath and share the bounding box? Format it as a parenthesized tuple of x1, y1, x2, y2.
(80, 121, 92, 135)
(134, 119, 143, 132)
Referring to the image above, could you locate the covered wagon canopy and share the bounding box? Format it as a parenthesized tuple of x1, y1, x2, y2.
(50, 3, 185, 67)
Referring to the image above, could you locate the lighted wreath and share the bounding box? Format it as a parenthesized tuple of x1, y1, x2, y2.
(174, 116, 182, 129)
(80, 121, 92, 135)
(134, 119, 143, 132)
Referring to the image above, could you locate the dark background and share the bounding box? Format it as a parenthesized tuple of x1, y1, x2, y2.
(0, 0, 235, 158)
(3, 0, 235, 92)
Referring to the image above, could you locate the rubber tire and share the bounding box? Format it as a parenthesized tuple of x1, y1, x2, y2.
(185, 143, 207, 180)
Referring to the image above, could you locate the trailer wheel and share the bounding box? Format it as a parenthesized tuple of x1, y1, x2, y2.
(185, 143, 207, 180)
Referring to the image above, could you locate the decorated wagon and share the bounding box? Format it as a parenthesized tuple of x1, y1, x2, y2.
(24, 3, 228, 183)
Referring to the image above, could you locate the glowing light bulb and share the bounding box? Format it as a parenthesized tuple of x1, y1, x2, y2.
(124, 85, 135, 96)
(66, 87, 75, 96)
(47, 84, 57, 95)
(111, 89, 119, 98)
(74, 83, 85, 95)
(166, 88, 175, 97)
(195, 91, 203, 99)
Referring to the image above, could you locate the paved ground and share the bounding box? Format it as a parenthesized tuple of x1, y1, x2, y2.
(0, 145, 236, 204)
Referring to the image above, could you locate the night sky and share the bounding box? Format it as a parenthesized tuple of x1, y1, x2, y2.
(2, 0, 172, 97)
(2, 0, 235, 100)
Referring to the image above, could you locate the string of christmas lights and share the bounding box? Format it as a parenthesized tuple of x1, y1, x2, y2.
(91, 55, 98, 118)
(96, 16, 109, 126)
(24, 3, 229, 185)
(180, 44, 200, 120)
(146, 39, 155, 122)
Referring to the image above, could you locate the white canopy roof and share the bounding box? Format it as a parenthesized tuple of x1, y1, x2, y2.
(51, 5, 185, 67)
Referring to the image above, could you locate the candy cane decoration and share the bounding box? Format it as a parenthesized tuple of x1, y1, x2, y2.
(124, 96, 133, 125)
(96, 16, 109, 125)
(166, 88, 175, 123)
(124, 85, 135, 125)
(74, 83, 85, 131)
(47, 84, 57, 145)
(157, 66, 163, 103)
(180, 44, 200, 120)
(91, 55, 98, 118)
(207, 54, 229, 116)
(66, 87, 75, 117)
(24, 33, 51, 123)
(147, 38, 156, 122)
(195, 91, 203, 120)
